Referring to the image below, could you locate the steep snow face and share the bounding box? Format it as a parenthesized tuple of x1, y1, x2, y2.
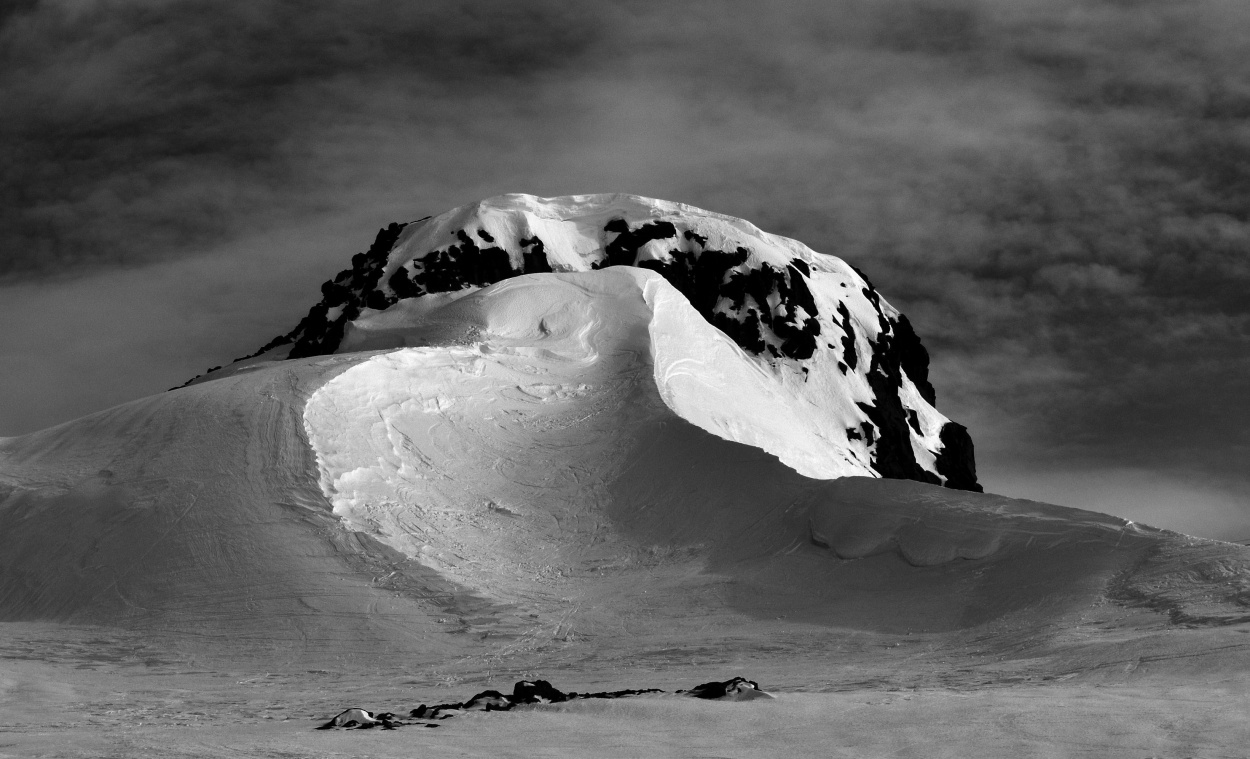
(253, 193, 977, 490)
(303, 270, 903, 594)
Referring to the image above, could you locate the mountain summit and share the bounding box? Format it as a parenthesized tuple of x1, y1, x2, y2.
(224, 193, 978, 491)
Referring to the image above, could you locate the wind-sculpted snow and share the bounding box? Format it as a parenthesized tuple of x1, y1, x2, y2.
(803, 477, 1160, 567)
(236, 193, 977, 490)
(301, 269, 901, 599)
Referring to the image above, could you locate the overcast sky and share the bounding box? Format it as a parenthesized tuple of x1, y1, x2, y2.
(2, 0, 1248, 539)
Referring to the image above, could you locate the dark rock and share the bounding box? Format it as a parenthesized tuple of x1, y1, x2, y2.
(512, 679, 569, 704)
(287, 221, 410, 360)
(462, 690, 511, 711)
(892, 314, 936, 406)
(835, 302, 858, 371)
(681, 676, 769, 700)
(636, 228, 820, 361)
(399, 679, 662, 723)
(935, 421, 982, 492)
(848, 271, 947, 487)
(519, 236, 553, 274)
(326, 676, 775, 732)
(318, 707, 399, 730)
(598, 218, 678, 268)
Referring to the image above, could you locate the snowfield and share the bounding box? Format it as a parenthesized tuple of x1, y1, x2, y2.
(1, 195, 1249, 757)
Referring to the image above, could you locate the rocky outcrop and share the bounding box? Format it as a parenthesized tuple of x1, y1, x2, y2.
(318, 677, 768, 729)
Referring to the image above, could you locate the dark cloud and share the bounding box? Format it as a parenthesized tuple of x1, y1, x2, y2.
(0, 0, 611, 278)
(2, 0, 1248, 536)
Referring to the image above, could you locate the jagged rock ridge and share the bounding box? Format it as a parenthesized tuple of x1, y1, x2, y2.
(238, 194, 979, 491)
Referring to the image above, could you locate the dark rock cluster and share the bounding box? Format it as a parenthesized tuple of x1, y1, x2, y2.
(389, 227, 553, 301)
(266, 217, 828, 366)
(935, 421, 979, 492)
(227, 220, 415, 365)
(850, 267, 981, 492)
(682, 676, 769, 700)
(317, 677, 766, 730)
(632, 227, 822, 361)
(408, 678, 664, 721)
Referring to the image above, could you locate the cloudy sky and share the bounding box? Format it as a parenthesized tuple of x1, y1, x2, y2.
(3, 0, 1248, 539)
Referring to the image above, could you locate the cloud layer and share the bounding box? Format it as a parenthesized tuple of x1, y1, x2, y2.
(3, 0, 1247, 535)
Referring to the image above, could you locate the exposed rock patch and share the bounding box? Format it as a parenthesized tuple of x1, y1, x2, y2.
(317, 677, 772, 730)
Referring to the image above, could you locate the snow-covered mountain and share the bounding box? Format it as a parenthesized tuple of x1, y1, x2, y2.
(222, 194, 979, 491)
(3, 192, 1249, 674)
(6, 194, 1250, 759)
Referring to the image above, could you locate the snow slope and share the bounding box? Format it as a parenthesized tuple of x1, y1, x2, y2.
(0, 357, 468, 656)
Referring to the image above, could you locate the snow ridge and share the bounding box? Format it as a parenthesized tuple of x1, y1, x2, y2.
(247, 193, 979, 491)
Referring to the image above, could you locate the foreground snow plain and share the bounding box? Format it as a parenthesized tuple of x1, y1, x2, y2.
(3, 233, 1250, 756)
